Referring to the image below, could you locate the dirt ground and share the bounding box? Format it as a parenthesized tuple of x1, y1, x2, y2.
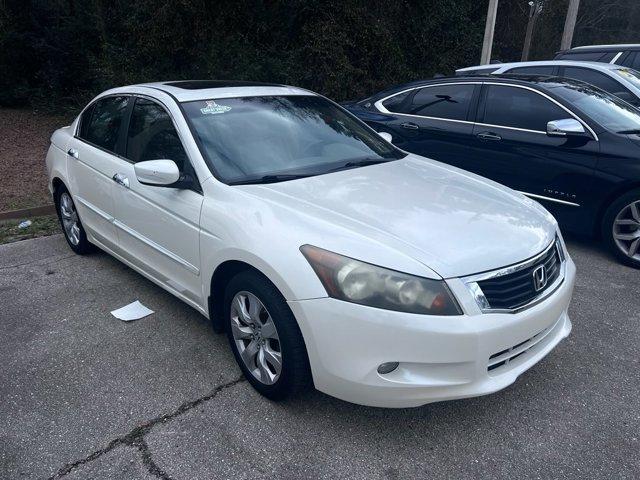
(0, 108, 72, 212)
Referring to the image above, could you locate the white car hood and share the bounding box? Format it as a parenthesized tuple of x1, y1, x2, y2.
(240, 155, 557, 278)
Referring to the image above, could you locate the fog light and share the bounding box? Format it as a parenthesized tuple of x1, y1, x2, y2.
(377, 362, 399, 374)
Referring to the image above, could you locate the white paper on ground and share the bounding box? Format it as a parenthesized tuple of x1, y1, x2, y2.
(110, 300, 154, 322)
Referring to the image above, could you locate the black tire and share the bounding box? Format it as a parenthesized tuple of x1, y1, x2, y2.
(601, 188, 640, 268)
(55, 186, 94, 255)
(224, 270, 311, 400)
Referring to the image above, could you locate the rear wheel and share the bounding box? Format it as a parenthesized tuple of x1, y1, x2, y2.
(224, 270, 311, 400)
(55, 187, 93, 254)
(602, 189, 640, 268)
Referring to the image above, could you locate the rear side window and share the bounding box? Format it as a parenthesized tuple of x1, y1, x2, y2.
(556, 51, 611, 61)
(126, 98, 189, 170)
(562, 67, 626, 95)
(482, 85, 567, 131)
(81, 96, 130, 153)
(382, 84, 475, 121)
(508, 66, 556, 76)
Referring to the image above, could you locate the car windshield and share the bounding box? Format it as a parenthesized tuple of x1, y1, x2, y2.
(552, 82, 640, 133)
(182, 95, 404, 184)
(614, 67, 640, 90)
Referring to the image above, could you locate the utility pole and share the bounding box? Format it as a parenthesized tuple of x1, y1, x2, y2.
(560, 0, 580, 50)
(480, 0, 499, 65)
(521, 1, 544, 61)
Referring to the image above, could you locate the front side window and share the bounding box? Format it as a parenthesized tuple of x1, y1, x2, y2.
(126, 98, 188, 170)
(81, 96, 129, 152)
(553, 83, 640, 133)
(482, 85, 567, 131)
(562, 67, 626, 95)
(182, 95, 404, 184)
(382, 84, 475, 121)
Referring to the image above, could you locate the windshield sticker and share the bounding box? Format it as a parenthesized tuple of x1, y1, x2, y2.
(200, 100, 231, 115)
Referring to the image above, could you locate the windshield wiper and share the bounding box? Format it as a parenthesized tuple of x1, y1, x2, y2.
(326, 158, 391, 173)
(228, 173, 313, 185)
(617, 129, 640, 134)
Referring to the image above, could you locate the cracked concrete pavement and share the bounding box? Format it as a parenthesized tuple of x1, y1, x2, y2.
(1, 234, 639, 479)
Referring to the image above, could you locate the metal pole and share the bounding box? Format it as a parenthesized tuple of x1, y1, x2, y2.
(480, 0, 499, 65)
(560, 0, 580, 50)
(521, 1, 543, 61)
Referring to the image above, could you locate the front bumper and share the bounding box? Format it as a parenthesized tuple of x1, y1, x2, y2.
(288, 257, 575, 408)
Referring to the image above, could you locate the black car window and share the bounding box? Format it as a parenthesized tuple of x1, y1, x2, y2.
(557, 51, 609, 61)
(81, 96, 129, 152)
(383, 84, 475, 121)
(126, 98, 189, 170)
(562, 67, 626, 95)
(482, 85, 567, 132)
(628, 53, 640, 70)
(508, 66, 556, 76)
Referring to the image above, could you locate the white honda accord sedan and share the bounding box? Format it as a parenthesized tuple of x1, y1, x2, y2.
(46, 81, 575, 408)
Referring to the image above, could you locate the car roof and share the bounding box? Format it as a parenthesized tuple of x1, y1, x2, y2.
(104, 80, 315, 103)
(457, 60, 621, 73)
(567, 44, 640, 52)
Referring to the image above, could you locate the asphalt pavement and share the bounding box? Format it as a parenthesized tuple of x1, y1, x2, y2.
(1, 234, 638, 479)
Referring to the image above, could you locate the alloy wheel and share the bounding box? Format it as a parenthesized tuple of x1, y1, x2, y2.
(60, 192, 81, 246)
(230, 291, 283, 385)
(613, 200, 640, 260)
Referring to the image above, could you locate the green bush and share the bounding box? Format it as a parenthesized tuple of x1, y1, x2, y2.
(0, 0, 486, 111)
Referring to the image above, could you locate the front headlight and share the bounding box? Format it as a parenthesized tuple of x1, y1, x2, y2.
(300, 245, 462, 315)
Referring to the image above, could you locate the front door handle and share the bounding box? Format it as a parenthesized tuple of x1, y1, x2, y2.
(400, 122, 420, 130)
(112, 173, 130, 188)
(476, 131, 502, 141)
(67, 148, 79, 158)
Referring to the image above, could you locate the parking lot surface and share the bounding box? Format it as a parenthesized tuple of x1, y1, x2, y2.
(1, 234, 638, 479)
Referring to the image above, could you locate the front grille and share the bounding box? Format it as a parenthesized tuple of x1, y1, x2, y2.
(476, 242, 562, 311)
(487, 321, 557, 372)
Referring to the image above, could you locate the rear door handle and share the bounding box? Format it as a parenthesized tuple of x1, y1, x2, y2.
(400, 122, 420, 130)
(67, 148, 79, 158)
(112, 173, 130, 188)
(476, 132, 502, 141)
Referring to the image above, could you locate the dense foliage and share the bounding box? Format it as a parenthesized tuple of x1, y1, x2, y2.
(0, 0, 485, 110)
(1, 0, 638, 111)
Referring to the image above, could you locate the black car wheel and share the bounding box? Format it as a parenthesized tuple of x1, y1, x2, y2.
(55, 186, 94, 254)
(224, 270, 311, 400)
(602, 189, 640, 268)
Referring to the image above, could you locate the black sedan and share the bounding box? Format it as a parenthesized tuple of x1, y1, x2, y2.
(344, 75, 640, 268)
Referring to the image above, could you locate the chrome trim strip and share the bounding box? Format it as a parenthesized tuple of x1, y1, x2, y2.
(518, 191, 580, 207)
(75, 196, 114, 222)
(475, 122, 546, 135)
(463, 239, 566, 314)
(610, 51, 624, 64)
(113, 219, 200, 275)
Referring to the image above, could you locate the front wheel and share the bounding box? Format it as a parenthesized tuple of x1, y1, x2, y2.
(602, 189, 640, 268)
(224, 270, 311, 400)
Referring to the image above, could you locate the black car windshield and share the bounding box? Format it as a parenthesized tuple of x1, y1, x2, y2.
(552, 83, 640, 133)
(182, 95, 405, 184)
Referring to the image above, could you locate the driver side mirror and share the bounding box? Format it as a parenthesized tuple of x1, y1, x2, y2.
(134, 159, 181, 186)
(547, 118, 586, 137)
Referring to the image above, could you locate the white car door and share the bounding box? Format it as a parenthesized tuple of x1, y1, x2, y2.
(110, 96, 204, 310)
(66, 95, 131, 251)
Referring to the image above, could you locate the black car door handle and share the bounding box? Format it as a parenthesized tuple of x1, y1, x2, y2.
(400, 122, 420, 130)
(476, 132, 502, 141)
